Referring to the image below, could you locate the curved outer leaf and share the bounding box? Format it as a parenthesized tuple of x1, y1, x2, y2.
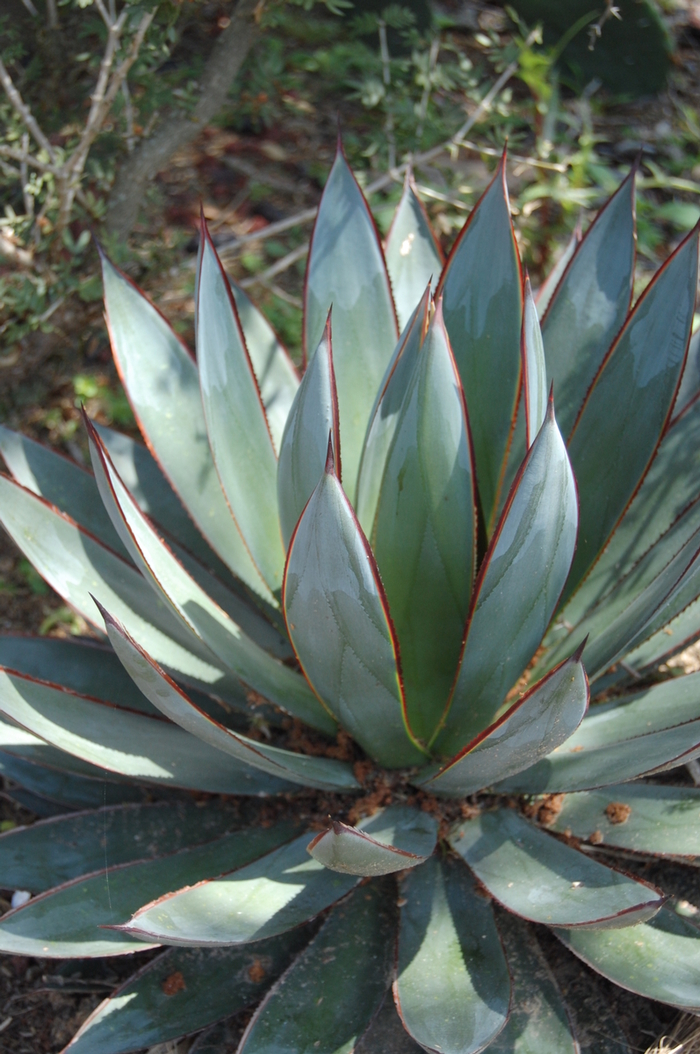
(0, 823, 295, 958)
(283, 452, 426, 767)
(549, 784, 700, 857)
(417, 650, 587, 797)
(534, 223, 581, 318)
(0, 800, 239, 893)
(522, 277, 547, 448)
(0, 474, 252, 705)
(197, 226, 285, 595)
(230, 279, 299, 454)
(304, 142, 399, 501)
(103, 608, 358, 792)
(238, 880, 395, 1054)
(544, 522, 700, 681)
(674, 325, 700, 415)
(277, 310, 340, 549)
(0, 423, 289, 663)
(541, 166, 636, 438)
(559, 906, 700, 1011)
(355, 289, 429, 537)
(307, 805, 438, 876)
(395, 855, 510, 1054)
(374, 301, 476, 741)
(87, 422, 336, 735)
(0, 749, 144, 812)
(65, 929, 311, 1054)
(0, 666, 294, 795)
(488, 910, 578, 1054)
(625, 592, 700, 672)
(562, 222, 700, 605)
(385, 173, 444, 330)
(117, 831, 360, 947)
(434, 399, 577, 756)
(451, 809, 663, 928)
(100, 252, 270, 603)
(0, 424, 128, 557)
(437, 151, 523, 531)
(560, 394, 700, 628)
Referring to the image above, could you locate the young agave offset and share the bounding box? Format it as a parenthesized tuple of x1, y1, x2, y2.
(1, 143, 700, 1053)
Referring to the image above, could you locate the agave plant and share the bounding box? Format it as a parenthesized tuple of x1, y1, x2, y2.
(1, 143, 700, 1054)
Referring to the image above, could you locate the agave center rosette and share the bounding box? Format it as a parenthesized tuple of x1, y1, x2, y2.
(0, 146, 699, 1054)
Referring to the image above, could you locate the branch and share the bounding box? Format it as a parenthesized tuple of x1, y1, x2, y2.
(0, 57, 57, 161)
(104, 0, 259, 240)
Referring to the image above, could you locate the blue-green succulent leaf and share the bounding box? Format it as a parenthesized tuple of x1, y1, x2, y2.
(277, 310, 340, 549)
(438, 151, 523, 531)
(117, 832, 360, 947)
(385, 173, 443, 330)
(395, 854, 510, 1054)
(534, 222, 581, 319)
(435, 399, 577, 755)
(522, 277, 547, 447)
(451, 809, 663, 927)
(541, 166, 636, 438)
(559, 907, 700, 1011)
(562, 222, 700, 605)
(100, 251, 270, 603)
(283, 452, 426, 767)
(88, 421, 336, 735)
(304, 143, 398, 501)
(549, 784, 700, 857)
(417, 649, 587, 797)
(0, 823, 296, 957)
(497, 672, 700, 793)
(64, 928, 310, 1054)
(196, 224, 284, 595)
(373, 301, 476, 742)
(102, 608, 357, 792)
(238, 880, 395, 1054)
(356, 288, 429, 537)
(307, 805, 438, 876)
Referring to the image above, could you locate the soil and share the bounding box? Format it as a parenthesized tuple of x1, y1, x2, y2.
(3, 6, 700, 1051)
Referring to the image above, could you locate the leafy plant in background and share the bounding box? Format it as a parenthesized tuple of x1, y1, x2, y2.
(1, 141, 700, 1053)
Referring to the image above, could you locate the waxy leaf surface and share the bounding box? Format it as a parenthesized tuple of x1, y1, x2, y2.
(104, 610, 357, 792)
(0, 748, 142, 812)
(435, 403, 577, 755)
(451, 809, 663, 927)
(438, 155, 522, 529)
(239, 881, 395, 1054)
(385, 174, 443, 329)
(119, 832, 359, 947)
(373, 304, 475, 741)
(284, 466, 424, 766)
(0, 824, 295, 957)
(355, 291, 428, 537)
(197, 230, 284, 595)
(521, 278, 547, 447)
(550, 784, 700, 857)
(488, 911, 578, 1054)
(100, 253, 269, 601)
(0, 667, 292, 794)
(277, 311, 340, 548)
(541, 168, 636, 438)
(395, 855, 510, 1054)
(560, 907, 700, 1010)
(230, 278, 299, 453)
(563, 223, 699, 603)
(535, 224, 580, 318)
(88, 425, 335, 734)
(0, 800, 238, 893)
(65, 929, 310, 1054)
(305, 146, 398, 500)
(418, 652, 587, 797)
(307, 805, 438, 876)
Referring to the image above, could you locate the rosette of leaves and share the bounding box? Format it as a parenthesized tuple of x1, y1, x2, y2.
(1, 144, 700, 1054)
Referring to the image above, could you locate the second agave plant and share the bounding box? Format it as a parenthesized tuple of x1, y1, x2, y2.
(0, 142, 700, 1052)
